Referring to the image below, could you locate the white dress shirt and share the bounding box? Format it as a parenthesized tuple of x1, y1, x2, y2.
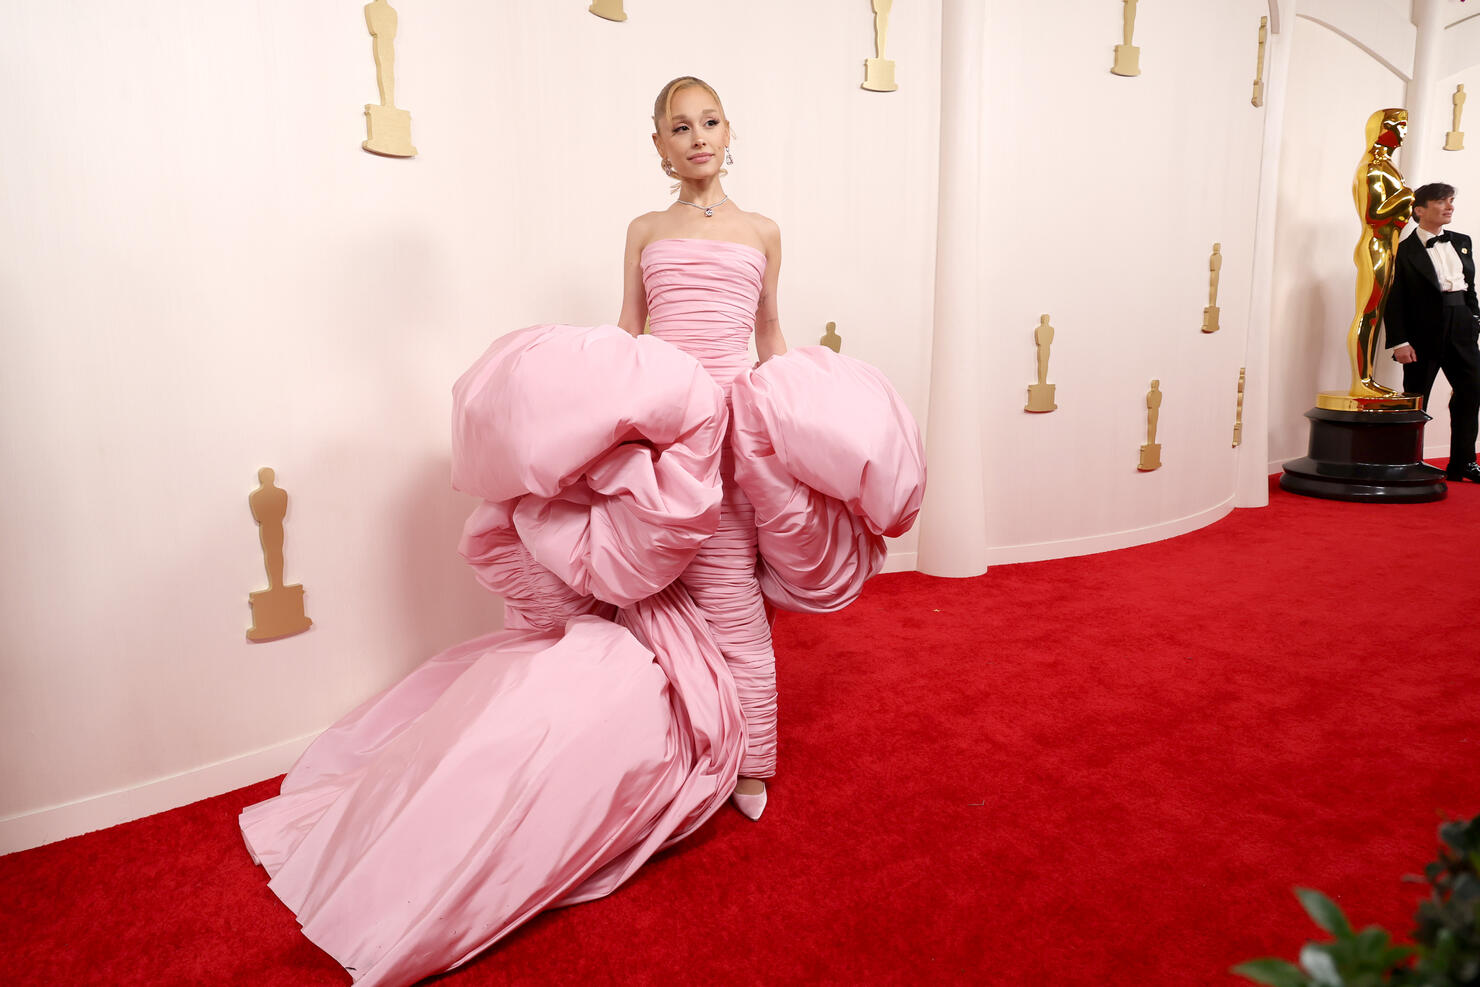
(1413, 225, 1469, 292)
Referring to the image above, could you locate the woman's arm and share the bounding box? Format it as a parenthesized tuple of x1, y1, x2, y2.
(617, 216, 651, 336)
(754, 216, 787, 362)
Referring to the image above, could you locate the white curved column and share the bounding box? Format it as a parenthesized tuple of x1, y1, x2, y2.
(915, 0, 990, 578)
(1403, 0, 1446, 183)
(1239, 0, 1298, 505)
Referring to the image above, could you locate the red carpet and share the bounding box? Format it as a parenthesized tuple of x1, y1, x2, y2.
(3, 477, 1478, 986)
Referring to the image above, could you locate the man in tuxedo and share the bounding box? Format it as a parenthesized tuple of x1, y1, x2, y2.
(1385, 183, 1480, 482)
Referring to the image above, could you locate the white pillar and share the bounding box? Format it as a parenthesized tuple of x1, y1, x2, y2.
(915, 0, 990, 578)
(1403, 0, 1445, 184)
(1238, 0, 1297, 506)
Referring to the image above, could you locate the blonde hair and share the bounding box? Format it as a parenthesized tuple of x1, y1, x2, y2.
(652, 75, 726, 131)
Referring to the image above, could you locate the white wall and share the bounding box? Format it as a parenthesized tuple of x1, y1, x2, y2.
(0, 0, 941, 851)
(950, 0, 1269, 564)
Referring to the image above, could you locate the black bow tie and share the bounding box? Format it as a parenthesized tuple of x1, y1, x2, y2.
(1425, 232, 1452, 248)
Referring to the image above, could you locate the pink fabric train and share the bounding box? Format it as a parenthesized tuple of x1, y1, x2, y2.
(241, 249, 924, 986)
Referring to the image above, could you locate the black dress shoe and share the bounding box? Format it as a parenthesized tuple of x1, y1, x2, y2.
(1445, 461, 1480, 482)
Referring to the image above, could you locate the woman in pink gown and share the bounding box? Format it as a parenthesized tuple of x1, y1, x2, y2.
(239, 76, 925, 986)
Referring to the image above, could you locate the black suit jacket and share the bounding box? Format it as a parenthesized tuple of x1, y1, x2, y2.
(1383, 229, 1480, 351)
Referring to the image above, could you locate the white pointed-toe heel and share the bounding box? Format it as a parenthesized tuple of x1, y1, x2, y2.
(730, 782, 767, 821)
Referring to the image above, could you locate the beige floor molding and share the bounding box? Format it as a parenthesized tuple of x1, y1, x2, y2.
(987, 497, 1235, 566)
(0, 731, 319, 856)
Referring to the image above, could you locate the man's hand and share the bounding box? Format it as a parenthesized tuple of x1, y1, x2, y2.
(1393, 344, 1417, 364)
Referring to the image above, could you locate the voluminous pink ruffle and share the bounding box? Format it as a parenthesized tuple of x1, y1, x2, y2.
(452, 323, 727, 609)
(730, 345, 926, 613)
(458, 498, 614, 631)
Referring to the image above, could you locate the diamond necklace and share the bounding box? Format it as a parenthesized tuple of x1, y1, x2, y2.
(675, 194, 729, 217)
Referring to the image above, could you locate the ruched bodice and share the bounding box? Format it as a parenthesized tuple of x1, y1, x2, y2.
(643, 238, 765, 389)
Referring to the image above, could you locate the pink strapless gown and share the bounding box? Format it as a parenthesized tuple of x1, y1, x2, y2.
(239, 238, 925, 986)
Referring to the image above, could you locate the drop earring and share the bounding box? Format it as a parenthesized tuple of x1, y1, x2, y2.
(662, 158, 676, 176)
(725, 147, 734, 166)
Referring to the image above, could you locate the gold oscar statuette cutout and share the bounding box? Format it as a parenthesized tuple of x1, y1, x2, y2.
(1201, 243, 1222, 333)
(1025, 314, 1057, 413)
(1446, 85, 1466, 152)
(247, 468, 313, 642)
(588, 0, 627, 22)
(1316, 108, 1421, 412)
(1138, 380, 1163, 471)
(1251, 17, 1268, 108)
(1232, 367, 1246, 448)
(362, 0, 417, 158)
(862, 0, 899, 93)
(1111, 0, 1141, 77)
(820, 321, 842, 353)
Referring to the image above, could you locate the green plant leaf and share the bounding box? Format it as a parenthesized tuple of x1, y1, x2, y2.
(1381, 944, 1416, 965)
(1428, 927, 1456, 966)
(1350, 926, 1390, 968)
(1231, 958, 1310, 986)
(1296, 888, 1354, 938)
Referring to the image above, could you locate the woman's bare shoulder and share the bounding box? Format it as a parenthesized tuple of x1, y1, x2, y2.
(624, 210, 674, 253)
(741, 209, 781, 249)
(626, 210, 669, 237)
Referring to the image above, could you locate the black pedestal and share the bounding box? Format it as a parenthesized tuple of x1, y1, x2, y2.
(1280, 408, 1446, 503)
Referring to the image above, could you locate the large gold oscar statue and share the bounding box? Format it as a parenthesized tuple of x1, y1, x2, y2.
(1280, 107, 1445, 504)
(1316, 108, 1418, 412)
